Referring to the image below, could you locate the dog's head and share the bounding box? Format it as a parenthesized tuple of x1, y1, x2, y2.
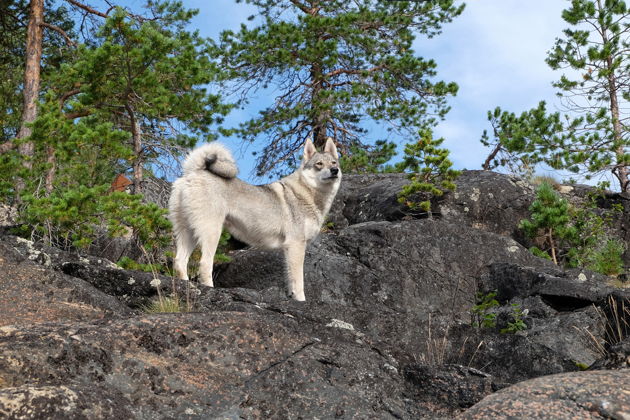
(301, 137, 341, 187)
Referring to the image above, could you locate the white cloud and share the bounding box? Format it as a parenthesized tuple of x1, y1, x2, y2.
(413, 1, 569, 170)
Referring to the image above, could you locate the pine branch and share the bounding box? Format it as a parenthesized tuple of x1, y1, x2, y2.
(64, 0, 108, 18)
(40, 22, 76, 47)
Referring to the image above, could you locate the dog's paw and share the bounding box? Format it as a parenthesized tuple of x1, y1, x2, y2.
(291, 292, 306, 302)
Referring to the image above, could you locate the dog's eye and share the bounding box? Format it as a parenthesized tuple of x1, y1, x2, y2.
(316, 161, 323, 166)
(331, 161, 337, 165)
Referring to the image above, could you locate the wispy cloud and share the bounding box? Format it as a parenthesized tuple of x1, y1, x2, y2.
(414, 1, 568, 169)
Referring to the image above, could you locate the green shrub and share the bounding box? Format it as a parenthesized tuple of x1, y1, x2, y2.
(520, 183, 625, 276)
(19, 188, 171, 252)
(472, 291, 499, 329)
(500, 304, 527, 334)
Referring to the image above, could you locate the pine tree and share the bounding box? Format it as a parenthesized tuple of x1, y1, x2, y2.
(0, 0, 75, 149)
(481, 0, 630, 193)
(520, 182, 576, 265)
(0, 1, 230, 253)
(396, 129, 460, 212)
(218, 0, 464, 175)
(48, 3, 231, 193)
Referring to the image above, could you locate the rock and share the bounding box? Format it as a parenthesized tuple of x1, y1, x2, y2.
(439, 170, 535, 239)
(0, 385, 133, 420)
(480, 263, 627, 308)
(86, 233, 143, 266)
(0, 240, 131, 326)
(590, 337, 630, 370)
(458, 370, 630, 419)
(449, 326, 580, 384)
(329, 171, 536, 239)
(0, 204, 17, 227)
(329, 172, 630, 269)
(215, 219, 554, 363)
(1, 234, 197, 309)
(0, 311, 425, 419)
(326, 173, 426, 228)
(404, 364, 498, 415)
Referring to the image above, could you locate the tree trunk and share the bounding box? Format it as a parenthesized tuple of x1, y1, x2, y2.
(599, 0, 629, 193)
(482, 143, 502, 170)
(17, 0, 44, 167)
(128, 108, 143, 195)
(310, 62, 328, 150)
(606, 69, 628, 193)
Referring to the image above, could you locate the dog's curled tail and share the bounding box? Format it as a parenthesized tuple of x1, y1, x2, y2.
(182, 143, 238, 179)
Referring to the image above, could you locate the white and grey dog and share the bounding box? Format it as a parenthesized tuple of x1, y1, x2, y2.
(168, 138, 341, 301)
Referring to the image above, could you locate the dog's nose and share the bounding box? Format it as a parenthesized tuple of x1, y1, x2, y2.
(330, 167, 339, 175)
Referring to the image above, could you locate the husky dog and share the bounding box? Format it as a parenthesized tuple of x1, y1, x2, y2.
(168, 138, 341, 301)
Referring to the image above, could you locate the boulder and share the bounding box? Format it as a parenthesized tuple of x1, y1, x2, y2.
(215, 218, 555, 364)
(458, 370, 630, 419)
(0, 239, 131, 327)
(0, 311, 426, 419)
(329, 171, 536, 239)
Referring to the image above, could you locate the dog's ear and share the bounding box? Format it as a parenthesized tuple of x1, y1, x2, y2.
(303, 138, 317, 161)
(324, 137, 338, 159)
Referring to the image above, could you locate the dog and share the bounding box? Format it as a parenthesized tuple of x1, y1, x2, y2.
(168, 137, 341, 301)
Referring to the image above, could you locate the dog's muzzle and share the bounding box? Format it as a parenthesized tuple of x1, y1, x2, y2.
(328, 168, 339, 179)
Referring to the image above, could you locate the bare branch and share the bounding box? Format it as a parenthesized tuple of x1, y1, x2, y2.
(64, 0, 108, 18)
(40, 22, 77, 47)
(59, 88, 81, 106)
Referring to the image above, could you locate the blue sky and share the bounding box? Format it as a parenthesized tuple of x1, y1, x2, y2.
(88, 0, 573, 181)
(187, 0, 570, 180)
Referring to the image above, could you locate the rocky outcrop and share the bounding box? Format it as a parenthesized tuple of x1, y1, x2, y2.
(0, 311, 423, 419)
(0, 170, 628, 419)
(331, 171, 630, 268)
(329, 171, 537, 238)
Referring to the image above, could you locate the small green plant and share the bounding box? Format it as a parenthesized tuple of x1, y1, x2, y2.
(500, 304, 528, 334)
(519, 182, 575, 265)
(574, 361, 590, 371)
(472, 291, 499, 329)
(588, 239, 626, 277)
(214, 230, 232, 263)
(396, 129, 461, 212)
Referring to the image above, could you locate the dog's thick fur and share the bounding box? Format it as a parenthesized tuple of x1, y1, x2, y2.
(169, 138, 341, 301)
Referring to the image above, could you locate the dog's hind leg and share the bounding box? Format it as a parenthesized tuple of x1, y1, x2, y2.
(283, 241, 307, 301)
(197, 221, 223, 287)
(173, 226, 195, 281)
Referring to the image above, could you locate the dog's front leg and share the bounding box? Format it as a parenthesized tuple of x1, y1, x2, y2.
(283, 241, 307, 301)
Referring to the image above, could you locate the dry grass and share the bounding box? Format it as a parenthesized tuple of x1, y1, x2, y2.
(418, 315, 485, 367)
(577, 296, 630, 357)
(139, 244, 197, 314)
(142, 295, 186, 313)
